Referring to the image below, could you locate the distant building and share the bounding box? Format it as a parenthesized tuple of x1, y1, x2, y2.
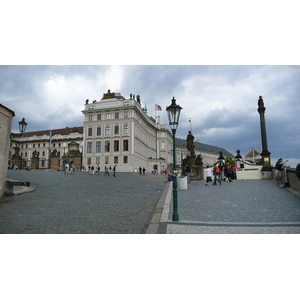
(175, 137, 233, 168)
(8, 90, 233, 172)
(9, 127, 83, 170)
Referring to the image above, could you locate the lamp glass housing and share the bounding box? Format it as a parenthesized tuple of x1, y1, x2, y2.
(166, 97, 182, 130)
(19, 118, 27, 133)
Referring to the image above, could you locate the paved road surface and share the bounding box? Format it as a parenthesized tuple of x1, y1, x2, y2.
(1, 170, 166, 234)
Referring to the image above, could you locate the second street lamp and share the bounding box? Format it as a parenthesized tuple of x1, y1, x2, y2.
(166, 97, 182, 221)
(19, 118, 27, 135)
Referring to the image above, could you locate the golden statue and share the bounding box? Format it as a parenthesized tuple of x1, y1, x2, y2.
(102, 89, 116, 99)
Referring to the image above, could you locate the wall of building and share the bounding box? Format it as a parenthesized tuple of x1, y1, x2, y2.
(236, 163, 263, 180)
(0, 105, 15, 196)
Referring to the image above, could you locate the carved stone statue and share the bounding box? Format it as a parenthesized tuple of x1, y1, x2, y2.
(195, 154, 203, 165)
(258, 95, 264, 108)
(12, 146, 21, 158)
(32, 150, 39, 158)
(186, 131, 195, 156)
(137, 95, 140, 104)
(85, 99, 89, 104)
(50, 149, 60, 158)
(102, 89, 116, 99)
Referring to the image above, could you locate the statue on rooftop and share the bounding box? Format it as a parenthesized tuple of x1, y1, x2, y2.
(102, 89, 116, 99)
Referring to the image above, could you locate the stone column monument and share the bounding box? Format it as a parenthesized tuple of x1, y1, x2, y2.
(257, 96, 272, 178)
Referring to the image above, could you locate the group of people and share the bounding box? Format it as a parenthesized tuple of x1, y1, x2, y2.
(138, 167, 146, 175)
(204, 162, 234, 186)
(82, 165, 117, 177)
(64, 163, 75, 175)
(104, 165, 117, 177)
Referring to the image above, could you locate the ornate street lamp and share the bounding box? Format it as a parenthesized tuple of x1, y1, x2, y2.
(19, 118, 27, 135)
(166, 97, 182, 221)
(235, 149, 242, 169)
(218, 151, 225, 163)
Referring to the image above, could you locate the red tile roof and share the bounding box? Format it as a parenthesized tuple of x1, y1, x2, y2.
(22, 126, 84, 137)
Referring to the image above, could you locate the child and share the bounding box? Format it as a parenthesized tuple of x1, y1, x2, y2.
(204, 165, 212, 186)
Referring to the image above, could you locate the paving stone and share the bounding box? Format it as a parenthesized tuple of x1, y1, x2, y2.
(0, 170, 166, 234)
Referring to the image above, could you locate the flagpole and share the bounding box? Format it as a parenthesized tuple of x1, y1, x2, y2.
(49, 125, 52, 169)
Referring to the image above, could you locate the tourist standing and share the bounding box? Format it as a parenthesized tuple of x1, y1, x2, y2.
(296, 162, 300, 181)
(113, 165, 116, 177)
(274, 158, 284, 184)
(184, 164, 191, 184)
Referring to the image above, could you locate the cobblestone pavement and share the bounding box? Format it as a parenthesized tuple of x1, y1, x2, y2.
(0, 170, 166, 234)
(157, 179, 300, 234)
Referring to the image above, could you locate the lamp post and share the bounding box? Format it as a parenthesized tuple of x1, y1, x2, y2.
(19, 118, 27, 135)
(235, 149, 242, 169)
(166, 97, 182, 221)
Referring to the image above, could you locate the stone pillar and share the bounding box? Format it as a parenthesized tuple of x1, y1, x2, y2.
(62, 142, 82, 172)
(11, 146, 23, 169)
(257, 96, 272, 178)
(0, 104, 15, 197)
(31, 150, 40, 170)
(50, 149, 61, 171)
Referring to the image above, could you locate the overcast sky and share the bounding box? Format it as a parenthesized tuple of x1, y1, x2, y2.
(1, 65, 299, 167)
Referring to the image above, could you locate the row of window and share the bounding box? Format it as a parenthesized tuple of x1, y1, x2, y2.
(16, 142, 62, 149)
(87, 140, 129, 153)
(87, 125, 129, 137)
(87, 156, 128, 165)
(88, 111, 129, 122)
(17, 151, 46, 158)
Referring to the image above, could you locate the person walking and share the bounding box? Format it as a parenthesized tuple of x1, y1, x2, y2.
(184, 164, 191, 184)
(213, 163, 221, 185)
(64, 163, 69, 175)
(104, 165, 110, 176)
(274, 158, 284, 184)
(90, 165, 95, 175)
(113, 165, 116, 177)
(139, 166, 142, 175)
(218, 162, 224, 182)
(204, 165, 212, 186)
(142, 167, 146, 175)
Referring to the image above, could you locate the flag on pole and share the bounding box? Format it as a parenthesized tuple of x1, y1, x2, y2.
(155, 104, 162, 111)
(49, 129, 52, 152)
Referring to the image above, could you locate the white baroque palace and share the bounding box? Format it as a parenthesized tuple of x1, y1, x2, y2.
(81, 90, 173, 172)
